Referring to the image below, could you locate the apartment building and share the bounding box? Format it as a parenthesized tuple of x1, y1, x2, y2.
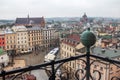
(42, 28, 59, 51)
(12, 26, 29, 54)
(60, 33, 85, 79)
(60, 33, 120, 80)
(0, 30, 5, 50)
(92, 47, 120, 80)
(27, 26, 43, 51)
(5, 28, 16, 52)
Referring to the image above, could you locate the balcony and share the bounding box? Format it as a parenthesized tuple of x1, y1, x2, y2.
(0, 53, 120, 80)
(0, 28, 120, 80)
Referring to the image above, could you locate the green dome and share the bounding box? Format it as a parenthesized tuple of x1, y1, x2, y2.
(0, 48, 3, 54)
(81, 28, 96, 48)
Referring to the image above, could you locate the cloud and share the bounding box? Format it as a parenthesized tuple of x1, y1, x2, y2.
(0, 0, 120, 19)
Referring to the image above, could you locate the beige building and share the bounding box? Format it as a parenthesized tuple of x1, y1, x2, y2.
(5, 29, 16, 52)
(60, 33, 120, 80)
(12, 26, 29, 54)
(27, 27, 43, 51)
(60, 33, 85, 79)
(42, 28, 59, 51)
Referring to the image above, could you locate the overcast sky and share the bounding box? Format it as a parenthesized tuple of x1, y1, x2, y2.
(0, 0, 120, 19)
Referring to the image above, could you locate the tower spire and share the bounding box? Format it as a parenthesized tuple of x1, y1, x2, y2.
(27, 14, 29, 24)
(27, 14, 29, 19)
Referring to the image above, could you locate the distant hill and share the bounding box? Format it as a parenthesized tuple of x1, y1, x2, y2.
(45, 17, 80, 22)
(45, 17, 120, 23)
(0, 20, 14, 25)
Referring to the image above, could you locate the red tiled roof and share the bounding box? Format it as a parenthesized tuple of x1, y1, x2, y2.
(68, 34, 80, 42)
(62, 33, 80, 47)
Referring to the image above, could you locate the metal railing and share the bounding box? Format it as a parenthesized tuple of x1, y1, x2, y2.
(0, 51, 120, 80)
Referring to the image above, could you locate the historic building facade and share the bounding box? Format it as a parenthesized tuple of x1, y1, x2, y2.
(27, 27, 43, 52)
(15, 16, 45, 28)
(42, 28, 59, 51)
(5, 29, 16, 52)
(0, 31, 5, 50)
(60, 33, 85, 79)
(60, 33, 120, 80)
(12, 26, 29, 54)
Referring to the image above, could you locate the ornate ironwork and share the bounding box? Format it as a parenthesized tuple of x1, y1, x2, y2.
(0, 52, 119, 80)
(111, 76, 120, 80)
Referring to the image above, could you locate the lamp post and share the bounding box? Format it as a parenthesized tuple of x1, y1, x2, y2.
(81, 28, 96, 80)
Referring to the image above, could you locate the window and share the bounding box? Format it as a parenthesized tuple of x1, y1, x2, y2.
(94, 65, 97, 68)
(7, 46, 9, 49)
(110, 67, 113, 71)
(14, 45, 16, 48)
(100, 67, 103, 71)
(70, 48, 71, 51)
(73, 49, 75, 53)
(11, 45, 12, 48)
(73, 63, 75, 68)
(67, 47, 68, 50)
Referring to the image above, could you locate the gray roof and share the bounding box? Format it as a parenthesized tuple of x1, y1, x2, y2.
(27, 26, 42, 31)
(92, 47, 120, 59)
(15, 17, 44, 25)
(4, 29, 14, 34)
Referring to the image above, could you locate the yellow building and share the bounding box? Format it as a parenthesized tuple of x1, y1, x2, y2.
(60, 33, 85, 79)
(5, 29, 16, 52)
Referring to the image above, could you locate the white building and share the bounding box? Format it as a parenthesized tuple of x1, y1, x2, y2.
(0, 49, 9, 69)
(42, 28, 59, 50)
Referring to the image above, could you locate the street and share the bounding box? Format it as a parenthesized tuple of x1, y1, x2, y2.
(14, 51, 47, 66)
(3, 49, 60, 80)
(12, 50, 51, 80)
(31, 70, 48, 80)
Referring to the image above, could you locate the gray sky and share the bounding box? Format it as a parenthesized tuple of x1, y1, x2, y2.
(0, 0, 120, 19)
